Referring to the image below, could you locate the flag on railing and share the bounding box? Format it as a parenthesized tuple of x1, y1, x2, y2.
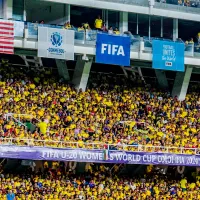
(0, 20, 14, 54)
(103, 149, 109, 161)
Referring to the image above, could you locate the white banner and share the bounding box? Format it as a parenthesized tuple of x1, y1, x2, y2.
(37, 27, 74, 60)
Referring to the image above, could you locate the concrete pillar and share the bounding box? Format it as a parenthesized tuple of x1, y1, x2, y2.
(161, 17, 163, 38)
(173, 18, 178, 41)
(3, 0, 13, 19)
(72, 56, 93, 92)
(63, 4, 70, 24)
(119, 11, 128, 33)
(55, 59, 70, 81)
(155, 70, 169, 89)
(172, 66, 192, 101)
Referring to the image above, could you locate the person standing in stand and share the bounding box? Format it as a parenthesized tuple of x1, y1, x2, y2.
(94, 15, 103, 31)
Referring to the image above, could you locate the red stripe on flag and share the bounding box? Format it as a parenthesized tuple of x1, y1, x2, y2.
(0, 51, 14, 55)
(0, 27, 14, 31)
(0, 46, 13, 49)
(0, 21, 14, 55)
(0, 41, 14, 45)
(0, 36, 14, 40)
(0, 31, 13, 35)
(0, 22, 14, 26)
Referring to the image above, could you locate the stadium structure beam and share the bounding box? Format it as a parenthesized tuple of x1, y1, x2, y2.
(55, 59, 70, 81)
(172, 65, 193, 101)
(173, 18, 178, 41)
(155, 69, 169, 89)
(72, 55, 93, 91)
(63, 4, 70, 24)
(119, 11, 128, 33)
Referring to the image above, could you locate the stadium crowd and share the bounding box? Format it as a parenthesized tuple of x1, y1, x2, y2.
(0, 65, 199, 154)
(0, 161, 200, 200)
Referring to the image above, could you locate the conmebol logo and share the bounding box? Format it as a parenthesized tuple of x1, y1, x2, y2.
(50, 32, 62, 47)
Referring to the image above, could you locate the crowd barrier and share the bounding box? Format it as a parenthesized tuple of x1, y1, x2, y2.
(9, 20, 200, 56)
(143, 36, 195, 56)
(155, 1, 200, 14)
(0, 138, 199, 155)
(0, 138, 200, 166)
(98, 0, 149, 6)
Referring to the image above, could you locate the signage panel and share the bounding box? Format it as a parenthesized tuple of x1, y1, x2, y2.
(38, 27, 74, 60)
(96, 33, 130, 66)
(153, 40, 184, 72)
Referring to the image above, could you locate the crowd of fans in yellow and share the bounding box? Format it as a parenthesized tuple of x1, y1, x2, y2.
(1, 161, 200, 200)
(0, 66, 199, 154)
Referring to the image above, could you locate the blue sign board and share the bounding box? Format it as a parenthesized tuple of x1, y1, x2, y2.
(96, 33, 130, 66)
(152, 40, 185, 72)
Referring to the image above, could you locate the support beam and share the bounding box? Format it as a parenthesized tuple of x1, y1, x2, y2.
(119, 11, 128, 33)
(55, 59, 70, 81)
(172, 66, 193, 101)
(3, 0, 13, 19)
(155, 70, 169, 89)
(161, 17, 163, 38)
(63, 4, 70, 24)
(72, 56, 93, 91)
(173, 18, 178, 41)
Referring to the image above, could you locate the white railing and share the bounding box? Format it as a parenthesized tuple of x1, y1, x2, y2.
(5, 113, 40, 123)
(0, 138, 199, 155)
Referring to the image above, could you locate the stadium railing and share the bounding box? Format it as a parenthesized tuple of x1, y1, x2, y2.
(11, 20, 200, 57)
(143, 36, 194, 56)
(155, 1, 200, 14)
(90, 0, 200, 13)
(97, 0, 149, 6)
(0, 138, 199, 155)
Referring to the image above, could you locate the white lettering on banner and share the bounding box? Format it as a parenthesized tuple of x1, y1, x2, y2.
(101, 44, 125, 56)
(111, 153, 141, 162)
(41, 150, 200, 166)
(186, 157, 198, 165)
(162, 44, 176, 64)
(42, 151, 78, 160)
(42, 151, 103, 161)
(79, 152, 103, 160)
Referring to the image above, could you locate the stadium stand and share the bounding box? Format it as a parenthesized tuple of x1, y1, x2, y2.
(0, 65, 199, 154)
(1, 1, 200, 200)
(0, 161, 200, 200)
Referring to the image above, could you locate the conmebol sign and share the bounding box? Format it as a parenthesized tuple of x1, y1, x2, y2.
(37, 27, 74, 60)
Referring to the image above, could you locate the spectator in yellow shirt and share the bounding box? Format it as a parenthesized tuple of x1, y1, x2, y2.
(63, 21, 73, 29)
(114, 28, 120, 35)
(94, 15, 103, 31)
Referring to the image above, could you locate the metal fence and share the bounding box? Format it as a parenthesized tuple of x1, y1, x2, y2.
(155, 1, 200, 14)
(0, 138, 199, 155)
(7, 20, 200, 57)
(143, 36, 194, 56)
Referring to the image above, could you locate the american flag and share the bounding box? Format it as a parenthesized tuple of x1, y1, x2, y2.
(0, 20, 14, 55)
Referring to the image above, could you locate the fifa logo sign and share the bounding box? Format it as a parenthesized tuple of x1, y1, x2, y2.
(101, 44, 125, 56)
